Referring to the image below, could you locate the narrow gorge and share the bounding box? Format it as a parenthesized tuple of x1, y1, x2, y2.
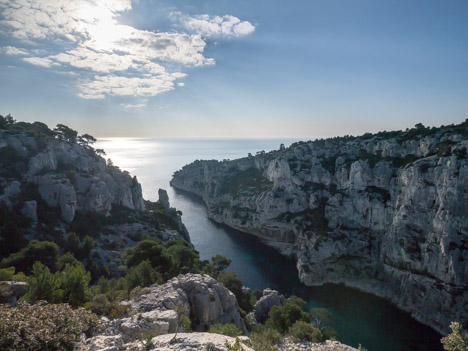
(170, 121, 468, 335)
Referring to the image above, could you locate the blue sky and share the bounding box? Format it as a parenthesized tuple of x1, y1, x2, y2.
(0, 0, 467, 138)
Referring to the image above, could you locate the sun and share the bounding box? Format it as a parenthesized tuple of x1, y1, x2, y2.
(77, 2, 133, 51)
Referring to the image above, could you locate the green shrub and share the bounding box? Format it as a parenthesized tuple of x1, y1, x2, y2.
(59, 263, 91, 307)
(288, 320, 324, 342)
(224, 337, 245, 351)
(441, 322, 468, 351)
(208, 323, 242, 337)
(265, 296, 308, 334)
(23, 262, 91, 307)
(56, 252, 81, 270)
(205, 342, 217, 351)
(1, 240, 59, 274)
(217, 272, 253, 313)
(309, 307, 336, 338)
(250, 325, 282, 351)
(0, 266, 15, 281)
(0, 301, 97, 351)
(23, 262, 62, 303)
(125, 240, 172, 272)
(210, 254, 232, 278)
(167, 242, 200, 275)
(123, 260, 159, 295)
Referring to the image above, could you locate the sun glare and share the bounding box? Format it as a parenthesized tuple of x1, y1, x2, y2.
(78, 3, 132, 51)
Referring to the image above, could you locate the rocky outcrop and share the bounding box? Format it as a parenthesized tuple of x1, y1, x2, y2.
(0, 126, 190, 274)
(249, 289, 285, 324)
(158, 188, 171, 211)
(277, 339, 357, 351)
(0, 131, 145, 222)
(171, 122, 468, 334)
(0, 281, 27, 306)
(130, 274, 245, 332)
(80, 333, 255, 351)
(79, 274, 247, 351)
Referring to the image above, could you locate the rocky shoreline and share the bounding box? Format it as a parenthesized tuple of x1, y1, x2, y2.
(170, 122, 468, 335)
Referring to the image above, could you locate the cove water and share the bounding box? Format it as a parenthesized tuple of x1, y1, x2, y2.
(96, 138, 443, 351)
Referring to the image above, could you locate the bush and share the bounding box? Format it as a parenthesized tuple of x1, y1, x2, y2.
(123, 260, 159, 295)
(59, 263, 91, 307)
(0, 301, 97, 351)
(205, 342, 217, 351)
(224, 337, 245, 351)
(441, 322, 468, 351)
(125, 240, 172, 273)
(217, 272, 253, 313)
(23, 262, 61, 303)
(0, 240, 59, 274)
(167, 242, 200, 275)
(0, 266, 15, 281)
(208, 323, 242, 337)
(265, 296, 308, 334)
(87, 294, 130, 317)
(288, 320, 324, 342)
(250, 325, 282, 351)
(23, 262, 91, 307)
(210, 255, 232, 278)
(309, 307, 336, 338)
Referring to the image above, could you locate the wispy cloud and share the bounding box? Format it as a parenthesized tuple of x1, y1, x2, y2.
(121, 103, 146, 109)
(1, 46, 29, 55)
(172, 12, 256, 38)
(0, 0, 254, 100)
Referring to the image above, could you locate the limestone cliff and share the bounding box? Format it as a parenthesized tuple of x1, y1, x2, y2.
(170, 121, 468, 335)
(0, 122, 189, 272)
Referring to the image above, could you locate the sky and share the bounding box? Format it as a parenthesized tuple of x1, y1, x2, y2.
(0, 0, 467, 138)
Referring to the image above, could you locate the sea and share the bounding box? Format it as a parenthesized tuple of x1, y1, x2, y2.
(95, 138, 443, 351)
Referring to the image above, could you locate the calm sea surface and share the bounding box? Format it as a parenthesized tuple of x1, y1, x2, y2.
(96, 138, 443, 351)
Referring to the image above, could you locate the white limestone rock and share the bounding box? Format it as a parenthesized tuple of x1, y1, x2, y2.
(170, 128, 468, 335)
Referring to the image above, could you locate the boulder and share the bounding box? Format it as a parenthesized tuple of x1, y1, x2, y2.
(277, 339, 358, 351)
(253, 288, 285, 324)
(0, 281, 28, 306)
(144, 332, 255, 351)
(131, 274, 245, 332)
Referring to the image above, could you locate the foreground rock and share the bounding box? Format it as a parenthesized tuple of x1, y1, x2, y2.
(130, 274, 245, 332)
(0, 281, 27, 306)
(248, 288, 285, 325)
(278, 339, 358, 351)
(171, 121, 468, 334)
(140, 333, 254, 351)
(79, 274, 245, 350)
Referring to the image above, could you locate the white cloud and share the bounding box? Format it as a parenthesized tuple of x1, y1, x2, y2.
(173, 12, 255, 38)
(1, 46, 29, 55)
(178, 82, 185, 87)
(121, 103, 146, 109)
(23, 56, 58, 67)
(0, 0, 254, 100)
(78, 73, 182, 99)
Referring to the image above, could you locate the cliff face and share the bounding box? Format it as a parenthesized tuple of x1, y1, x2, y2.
(0, 131, 144, 223)
(0, 127, 189, 272)
(171, 122, 468, 334)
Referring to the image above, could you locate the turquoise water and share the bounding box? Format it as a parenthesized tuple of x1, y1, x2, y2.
(96, 138, 443, 351)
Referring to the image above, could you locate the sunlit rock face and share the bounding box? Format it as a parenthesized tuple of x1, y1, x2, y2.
(0, 131, 145, 222)
(171, 123, 468, 335)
